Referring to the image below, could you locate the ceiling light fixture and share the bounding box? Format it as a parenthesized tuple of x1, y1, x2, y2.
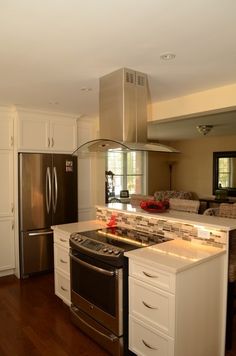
(160, 52, 176, 61)
(196, 125, 213, 136)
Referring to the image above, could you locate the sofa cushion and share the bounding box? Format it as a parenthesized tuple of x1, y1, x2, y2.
(169, 198, 200, 214)
(154, 190, 193, 201)
(219, 203, 236, 218)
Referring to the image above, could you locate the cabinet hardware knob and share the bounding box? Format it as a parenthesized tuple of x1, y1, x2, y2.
(48, 138, 50, 147)
(142, 271, 159, 278)
(60, 286, 67, 291)
(60, 259, 67, 264)
(142, 339, 158, 350)
(142, 301, 158, 310)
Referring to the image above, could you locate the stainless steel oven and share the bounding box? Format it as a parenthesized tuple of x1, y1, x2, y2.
(69, 227, 171, 356)
(70, 249, 123, 337)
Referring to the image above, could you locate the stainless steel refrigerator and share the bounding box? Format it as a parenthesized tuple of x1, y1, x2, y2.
(19, 153, 78, 278)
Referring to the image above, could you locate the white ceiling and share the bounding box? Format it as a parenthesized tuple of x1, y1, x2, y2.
(148, 109, 236, 141)
(1, 0, 236, 123)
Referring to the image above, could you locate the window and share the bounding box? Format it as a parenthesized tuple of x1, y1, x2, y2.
(106, 151, 147, 197)
(218, 157, 231, 188)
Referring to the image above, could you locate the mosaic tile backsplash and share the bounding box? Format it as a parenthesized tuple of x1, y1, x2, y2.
(96, 207, 227, 248)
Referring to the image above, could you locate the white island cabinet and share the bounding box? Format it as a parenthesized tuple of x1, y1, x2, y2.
(125, 240, 226, 356)
(52, 220, 106, 305)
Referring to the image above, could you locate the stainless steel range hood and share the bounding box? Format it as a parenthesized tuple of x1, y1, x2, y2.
(73, 68, 179, 155)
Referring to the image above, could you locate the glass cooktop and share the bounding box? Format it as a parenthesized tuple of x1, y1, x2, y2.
(77, 226, 170, 252)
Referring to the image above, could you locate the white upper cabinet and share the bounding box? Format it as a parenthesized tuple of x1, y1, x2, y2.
(50, 118, 77, 152)
(17, 110, 77, 153)
(0, 113, 14, 149)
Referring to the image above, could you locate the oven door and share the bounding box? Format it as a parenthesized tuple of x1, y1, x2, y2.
(70, 248, 123, 336)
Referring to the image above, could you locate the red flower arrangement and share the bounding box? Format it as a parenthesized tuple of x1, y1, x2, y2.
(140, 199, 169, 213)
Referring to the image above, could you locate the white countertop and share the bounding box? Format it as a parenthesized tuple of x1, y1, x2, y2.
(51, 220, 107, 237)
(124, 239, 226, 273)
(52, 218, 226, 274)
(97, 203, 236, 230)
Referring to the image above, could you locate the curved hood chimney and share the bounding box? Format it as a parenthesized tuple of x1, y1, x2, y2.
(73, 68, 179, 156)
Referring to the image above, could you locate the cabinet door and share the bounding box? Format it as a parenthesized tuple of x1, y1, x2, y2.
(0, 115, 13, 149)
(0, 218, 15, 271)
(0, 151, 13, 216)
(50, 119, 77, 152)
(18, 117, 50, 151)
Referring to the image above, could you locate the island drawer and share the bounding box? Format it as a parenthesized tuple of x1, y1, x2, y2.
(55, 270, 71, 305)
(54, 244, 70, 275)
(129, 260, 175, 293)
(129, 315, 174, 356)
(54, 231, 69, 249)
(129, 277, 175, 336)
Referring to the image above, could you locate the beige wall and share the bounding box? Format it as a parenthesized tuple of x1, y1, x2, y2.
(162, 135, 236, 197)
(151, 83, 236, 122)
(147, 152, 172, 194)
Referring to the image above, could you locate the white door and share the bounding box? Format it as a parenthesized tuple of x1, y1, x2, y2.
(18, 117, 50, 151)
(0, 115, 13, 149)
(0, 151, 14, 217)
(0, 218, 15, 271)
(50, 119, 77, 152)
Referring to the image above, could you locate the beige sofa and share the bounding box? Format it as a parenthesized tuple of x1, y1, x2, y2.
(130, 190, 194, 207)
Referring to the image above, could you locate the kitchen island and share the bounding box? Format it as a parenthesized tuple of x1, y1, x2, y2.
(52, 204, 232, 356)
(52, 220, 106, 305)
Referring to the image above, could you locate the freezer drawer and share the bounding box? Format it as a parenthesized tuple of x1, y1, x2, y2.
(20, 230, 54, 277)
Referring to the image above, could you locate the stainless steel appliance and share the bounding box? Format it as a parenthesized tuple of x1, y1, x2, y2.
(19, 153, 77, 278)
(73, 68, 179, 156)
(69, 227, 171, 356)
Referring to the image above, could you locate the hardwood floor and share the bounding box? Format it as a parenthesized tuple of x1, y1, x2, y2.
(0, 273, 109, 356)
(1, 273, 236, 356)
(226, 313, 236, 356)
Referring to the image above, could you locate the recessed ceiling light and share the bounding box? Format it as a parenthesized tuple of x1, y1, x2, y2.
(160, 52, 176, 61)
(80, 87, 92, 92)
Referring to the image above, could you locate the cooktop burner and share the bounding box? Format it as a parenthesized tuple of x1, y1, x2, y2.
(70, 226, 171, 266)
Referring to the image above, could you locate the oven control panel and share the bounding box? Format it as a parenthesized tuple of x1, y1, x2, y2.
(70, 233, 124, 258)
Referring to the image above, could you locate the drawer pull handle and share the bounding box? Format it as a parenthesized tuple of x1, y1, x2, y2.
(60, 259, 67, 264)
(143, 271, 159, 278)
(61, 286, 68, 292)
(142, 301, 158, 310)
(60, 238, 67, 242)
(142, 339, 158, 350)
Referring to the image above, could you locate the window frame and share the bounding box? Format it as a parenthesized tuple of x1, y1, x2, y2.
(106, 151, 147, 197)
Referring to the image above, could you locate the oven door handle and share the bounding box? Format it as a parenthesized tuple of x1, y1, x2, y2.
(70, 253, 116, 277)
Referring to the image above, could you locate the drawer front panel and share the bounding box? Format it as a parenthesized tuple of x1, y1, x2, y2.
(54, 232, 69, 249)
(130, 261, 175, 293)
(54, 245, 70, 274)
(129, 316, 174, 356)
(130, 277, 175, 336)
(55, 271, 70, 305)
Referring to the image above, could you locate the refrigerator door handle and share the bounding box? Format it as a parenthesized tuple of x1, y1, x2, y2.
(46, 167, 52, 214)
(28, 231, 53, 237)
(52, 166, 58, 213)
